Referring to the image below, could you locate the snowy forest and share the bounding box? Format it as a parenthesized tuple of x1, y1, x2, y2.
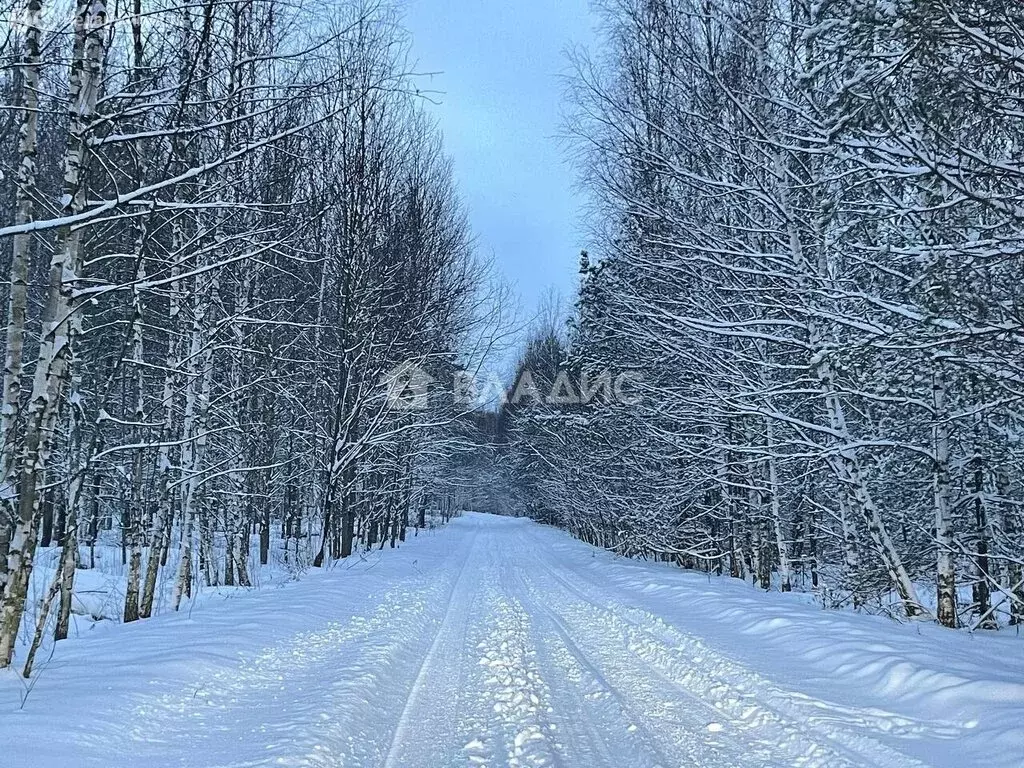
(2, 1, 1024, 766)
(0, 0, 1022, 690)
(0, 0, 495, 675)
(500, 0, 1024, 631)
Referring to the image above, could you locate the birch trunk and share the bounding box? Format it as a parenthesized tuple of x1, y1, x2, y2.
(0, 0, 107, 669)
(139, 217, 182, 618)
(53, 486, 79, 642)
(122, 0, 150, 625)
(932, 361, 957, 627)
(55, 348, 88, 643)
(0, 0, 44, 600)
(776, 152, 923, 618)
(172, 272, 215, 609)
(972, 456, 996, 629)
(765, 417, 791, 591)
(838, 491, 862, 606)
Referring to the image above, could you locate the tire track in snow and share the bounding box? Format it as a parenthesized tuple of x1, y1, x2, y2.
(97, 527, 476, 768)
(529, 527, 968, 749)
(116, 572, 451, 767)
(518, 558, 775, 767)
(380, 518, 563, 768)
(468, 585, 561, 768)
(512, 567, 673, 768)
(380, 526, 481, 768)
(12, 514, 980, 768)
(526, 536, 937, 767)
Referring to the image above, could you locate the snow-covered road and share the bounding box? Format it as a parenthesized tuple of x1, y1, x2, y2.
(3, 513, 1023, 768)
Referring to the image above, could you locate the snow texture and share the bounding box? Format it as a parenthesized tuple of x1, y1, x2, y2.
(1, 513, 1021, 767)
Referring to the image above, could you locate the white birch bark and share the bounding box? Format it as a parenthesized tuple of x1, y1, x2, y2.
(172, 270, 215, 610)
(0, 0, 44, 599)
(765, 416, 791, 592)
(932, 359, 957, 627)
(0, 0, 108, 668)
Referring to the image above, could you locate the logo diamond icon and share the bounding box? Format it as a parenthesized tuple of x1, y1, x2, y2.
(383, 362, 434, 410)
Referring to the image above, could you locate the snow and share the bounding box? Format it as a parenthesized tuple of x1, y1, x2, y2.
(2, 512, 1022, 767)
(17, 532, 302, 639)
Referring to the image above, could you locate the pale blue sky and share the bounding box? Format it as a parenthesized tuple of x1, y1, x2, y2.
(401, 0, 596, 320)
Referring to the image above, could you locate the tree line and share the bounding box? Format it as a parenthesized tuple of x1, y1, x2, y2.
(500, 0, 1024, 630)
(0, 0, 491, 674)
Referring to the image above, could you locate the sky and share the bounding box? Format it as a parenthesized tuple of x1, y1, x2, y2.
(401, 0, 597, 326)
